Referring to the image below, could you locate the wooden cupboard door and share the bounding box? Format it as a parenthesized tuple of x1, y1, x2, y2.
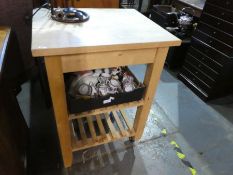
(0, 87, 28, 175)
(0, 27, 28, 175)
(67, 0, 119, 8)
(0, 0, 33, 72)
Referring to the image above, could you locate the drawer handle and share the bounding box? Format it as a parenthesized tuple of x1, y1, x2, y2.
(213, 31, 216, 35)
(217, 22, 221, 26)
(195, 71, 198, 74)
(226, 1, 230, 5)
(221, 12, 225, 16)
(192, 78, 196, 81)
(198, 64, 202, 68)
(209, 40, 213, 44)
(201, 57, 205, 60)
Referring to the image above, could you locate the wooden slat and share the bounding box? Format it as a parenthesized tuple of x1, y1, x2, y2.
(104, 113, 119, 139)
(70, 121, 78, 147)
(87, 116, 97, 141)
(76, 140, 84, 148)
(69, 100, 144, 120)
(71, 113, 135, 152)
(71, 132, 134, 152)
(96, 115, 106, 138)
(77, 118, 88, 145)
(61, 49, 156, 73)
(112, 111, 127, 137)
(72, 133, 110, 152)
(119, 110, 133, 131)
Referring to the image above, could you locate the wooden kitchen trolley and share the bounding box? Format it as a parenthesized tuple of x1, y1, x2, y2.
(31, 8, 181, 167)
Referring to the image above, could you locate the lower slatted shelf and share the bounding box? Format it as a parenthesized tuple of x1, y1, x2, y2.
(70, 110, 135, 152)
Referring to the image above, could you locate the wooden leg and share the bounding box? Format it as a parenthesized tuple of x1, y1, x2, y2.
(133, 47, 169, 140)
(45, 56, 73, 167)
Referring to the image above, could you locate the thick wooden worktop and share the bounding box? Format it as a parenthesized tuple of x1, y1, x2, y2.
(31, 8, 180, 57)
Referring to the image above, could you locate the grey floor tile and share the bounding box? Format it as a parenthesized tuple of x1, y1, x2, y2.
(201, 140, 233, 175)
(131, 65, 233, 175)
(124, 104, 177, 142)
(70, 137, 190, 175)
(17, 65, 233, 175)
(154, 69, 233, 153)
(169, 133, 214, 175)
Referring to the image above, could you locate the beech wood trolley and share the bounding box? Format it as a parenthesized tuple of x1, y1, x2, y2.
(32, 8, 181, 167)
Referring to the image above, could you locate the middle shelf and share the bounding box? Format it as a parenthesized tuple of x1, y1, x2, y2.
(69, 99, 144, 120)
(65, 66, 146, 114)
(70, 110, 135, 152)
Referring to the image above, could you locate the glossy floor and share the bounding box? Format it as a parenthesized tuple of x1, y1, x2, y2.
(18, 66, 233, 175)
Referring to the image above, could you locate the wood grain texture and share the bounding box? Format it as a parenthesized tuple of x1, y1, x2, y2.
(112, 111, 127, 136)
(70, 112, 134, 152)
(87, 116, 97, 141)
(69, 100, 144, 120)
(32, 9, 181, 57)
(77, 118, 88, 144)
(104, 113, 119, 139)
(133, 47, 169, 140)
(96, 114, 107, 137)
(120, 110, 133, 131)
(61, 48, 156, 72)
(44, 56, 73, 167)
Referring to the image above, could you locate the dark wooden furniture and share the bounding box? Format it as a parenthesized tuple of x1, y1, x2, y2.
(165, 38, 191, 69)
(178, 0, 233, 100)
(150, 5, 193, 69)
(0, 28, 28, 175)
(173, 0, 205, 17)
(0, 0, 33, 73)
(0, 27, 26, 87)
(149, 0, 205, 17)
(65, 0, 120, 8)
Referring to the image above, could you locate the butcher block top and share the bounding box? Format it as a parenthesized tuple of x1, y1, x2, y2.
(31, 8, 181, 57)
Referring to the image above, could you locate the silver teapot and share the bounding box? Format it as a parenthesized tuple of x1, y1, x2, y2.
(178, 7, 195, 32)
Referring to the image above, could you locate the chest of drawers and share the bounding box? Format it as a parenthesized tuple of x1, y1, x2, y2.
(178, 0, 233, 100)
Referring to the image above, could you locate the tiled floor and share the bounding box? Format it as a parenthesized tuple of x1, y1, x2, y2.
(18, 65, 233, 175)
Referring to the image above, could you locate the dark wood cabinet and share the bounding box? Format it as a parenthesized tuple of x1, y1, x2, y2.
(0, 28, 28, 175)
(0, 86, 28, 175)
(0, 0, 33, 73)
(56, 0, 120, 8)
(178, 0, 233, 100)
